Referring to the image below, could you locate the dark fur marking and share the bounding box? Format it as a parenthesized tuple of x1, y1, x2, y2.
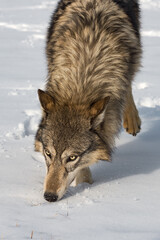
(112, 0, 140, 38)
(47, 0, 73, 44)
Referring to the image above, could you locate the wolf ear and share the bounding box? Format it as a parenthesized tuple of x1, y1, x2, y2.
(38, 89, 54, 112)
(89, 97, 110, 126)
(89, 97, 110, 118)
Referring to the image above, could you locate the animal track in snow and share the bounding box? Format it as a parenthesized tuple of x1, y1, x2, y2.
(6, 110, 40, 140)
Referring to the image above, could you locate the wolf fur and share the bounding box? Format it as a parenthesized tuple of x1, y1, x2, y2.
(35, 0, 142, 202)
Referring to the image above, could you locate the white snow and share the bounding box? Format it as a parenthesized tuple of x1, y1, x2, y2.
(140, 0, 160, 9)
(134, 82, 149, 90)
(0, 0, 160, 239)
(0, 22, 45, 33)
(142, 30, 160, 37)
(139, 97, 160, 108)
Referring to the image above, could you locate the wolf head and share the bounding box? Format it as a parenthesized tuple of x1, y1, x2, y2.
(36, 89, 110, 202)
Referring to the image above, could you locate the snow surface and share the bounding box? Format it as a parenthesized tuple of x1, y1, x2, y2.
(0, 0, 160, 239)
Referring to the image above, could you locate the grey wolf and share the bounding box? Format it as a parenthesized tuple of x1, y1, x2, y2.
(35, 0, 142, 202)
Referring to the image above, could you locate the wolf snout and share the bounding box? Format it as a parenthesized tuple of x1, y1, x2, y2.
(44, 192, 58, 202)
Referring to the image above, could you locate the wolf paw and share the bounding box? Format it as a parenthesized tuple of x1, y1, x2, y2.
(123, 107, 141, 136)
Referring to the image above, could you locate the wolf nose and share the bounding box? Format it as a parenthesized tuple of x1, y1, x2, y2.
(44, 192, 58, 202)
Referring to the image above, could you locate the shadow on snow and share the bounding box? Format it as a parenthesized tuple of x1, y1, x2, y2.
(65, 107, 160, 198)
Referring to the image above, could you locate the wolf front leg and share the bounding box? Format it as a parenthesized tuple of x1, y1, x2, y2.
(123, 86, 141, 136)
(35, 128, 43, 152)
(34, 118, 44, 152)
(34, 111, 47, 152)
(71, 167, 93, 187)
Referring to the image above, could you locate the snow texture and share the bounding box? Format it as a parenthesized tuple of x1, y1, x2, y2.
(0, 0, 160, 239)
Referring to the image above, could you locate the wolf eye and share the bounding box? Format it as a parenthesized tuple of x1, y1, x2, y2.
(67, 155, 78, 162)
(44, 149, 52, 158)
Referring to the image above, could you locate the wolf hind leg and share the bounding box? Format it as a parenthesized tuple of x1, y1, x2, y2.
(123, 86, 141, 136)
(71, 167, 93, 187)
